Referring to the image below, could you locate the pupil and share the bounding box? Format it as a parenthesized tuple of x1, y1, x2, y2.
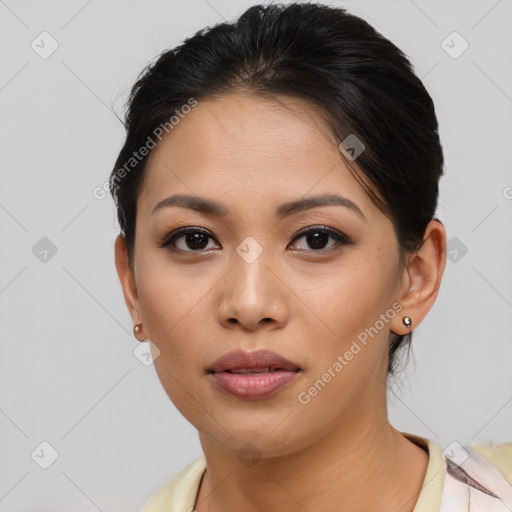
(308, 232, 328, 249)
(187, 233, 208, 249)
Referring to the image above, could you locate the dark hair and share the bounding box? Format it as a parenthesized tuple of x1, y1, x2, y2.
(109, 2, 444, 378)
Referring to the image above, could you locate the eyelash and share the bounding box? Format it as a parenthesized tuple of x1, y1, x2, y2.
(159, 225, 352, 254)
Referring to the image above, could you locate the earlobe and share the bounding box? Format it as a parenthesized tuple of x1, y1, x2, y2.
(114, 234, 141, 325)
(391, 220, 447, 335)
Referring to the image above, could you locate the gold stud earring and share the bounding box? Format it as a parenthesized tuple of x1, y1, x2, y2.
(133, 323, 143, 337)
(402, 316, 412, 329)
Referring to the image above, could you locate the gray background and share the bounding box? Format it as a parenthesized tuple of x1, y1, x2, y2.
(1, 0, 511, 510)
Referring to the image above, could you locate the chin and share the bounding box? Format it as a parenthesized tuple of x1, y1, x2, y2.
(200, 419, 308, 460)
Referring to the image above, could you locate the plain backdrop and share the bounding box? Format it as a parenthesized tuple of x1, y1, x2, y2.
(1, 0, 511, 510)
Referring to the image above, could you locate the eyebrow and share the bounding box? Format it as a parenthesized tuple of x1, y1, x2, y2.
(151, 193, 365, 220)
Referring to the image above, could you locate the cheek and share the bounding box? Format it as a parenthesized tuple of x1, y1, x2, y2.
(135, 263, 206, 368)
(136, 246, 209, 333)
(304, 257, 395, 337)
(138, 270, 211, 420)
(294, 252, 399, 390)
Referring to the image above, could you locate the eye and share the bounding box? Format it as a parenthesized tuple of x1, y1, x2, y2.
(159, 225, 352, 254)
(159, 227, 219, 253)
(288, 225, 352, 252)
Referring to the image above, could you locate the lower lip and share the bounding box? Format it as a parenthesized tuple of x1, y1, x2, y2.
(210, 370, 300, 400)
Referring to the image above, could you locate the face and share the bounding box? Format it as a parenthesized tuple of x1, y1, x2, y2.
(117, 92, 416, 457)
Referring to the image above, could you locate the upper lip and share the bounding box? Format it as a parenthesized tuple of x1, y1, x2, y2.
(207, 349, 302, 373)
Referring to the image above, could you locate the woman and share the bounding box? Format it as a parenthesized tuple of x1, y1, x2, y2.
(109, 3, 512, 511)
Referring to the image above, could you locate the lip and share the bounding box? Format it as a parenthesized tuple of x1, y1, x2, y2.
(208, 349, 301, 373)
(207, 349, 302, 400)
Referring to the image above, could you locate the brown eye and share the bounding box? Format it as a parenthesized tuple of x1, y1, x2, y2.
(160, 227, 219, 253)
(159, 225, 352, 254)
(289, 226, 351, 252)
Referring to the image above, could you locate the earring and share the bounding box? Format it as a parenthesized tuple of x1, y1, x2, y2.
(402, 316, 412, 329)
(133, 323, 143, 338)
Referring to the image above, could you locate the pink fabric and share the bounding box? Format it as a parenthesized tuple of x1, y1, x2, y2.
(440, 444, 512, 511)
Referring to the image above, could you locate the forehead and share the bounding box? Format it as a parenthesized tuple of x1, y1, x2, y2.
(138, 92, 378, 221)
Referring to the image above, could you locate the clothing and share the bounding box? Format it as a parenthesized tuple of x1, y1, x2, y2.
(473, 441, 512, 484)
(140, 432, 512, 512)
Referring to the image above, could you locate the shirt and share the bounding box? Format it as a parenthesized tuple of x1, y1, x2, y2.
(139, 431, 512, 511)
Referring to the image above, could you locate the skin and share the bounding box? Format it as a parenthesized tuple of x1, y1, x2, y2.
(115, 92, 447, 512)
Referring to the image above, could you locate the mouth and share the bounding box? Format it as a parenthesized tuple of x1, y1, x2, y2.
(206, 349, 303, 400)
(207, 349, 302, 374)
(220, 367, 299, 374)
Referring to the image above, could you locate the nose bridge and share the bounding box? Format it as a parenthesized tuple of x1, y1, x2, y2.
(217, 236, 288, 329)
(232, 236, 274, 305)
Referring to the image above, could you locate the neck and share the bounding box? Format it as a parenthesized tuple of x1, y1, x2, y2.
(195, 413, 429, 512)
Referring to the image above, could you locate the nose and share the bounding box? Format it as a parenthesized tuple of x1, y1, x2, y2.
(216, 247, 290, 331)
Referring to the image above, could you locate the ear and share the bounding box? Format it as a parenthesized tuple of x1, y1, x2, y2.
(114, 234, 145, 338)
(391, 219, 447, 335)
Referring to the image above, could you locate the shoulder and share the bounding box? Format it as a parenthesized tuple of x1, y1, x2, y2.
(440, 443, 512, 511)
(139, 456, 207, 512)
(473, 442, 512, 484)
(401, 432, 512, 512)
